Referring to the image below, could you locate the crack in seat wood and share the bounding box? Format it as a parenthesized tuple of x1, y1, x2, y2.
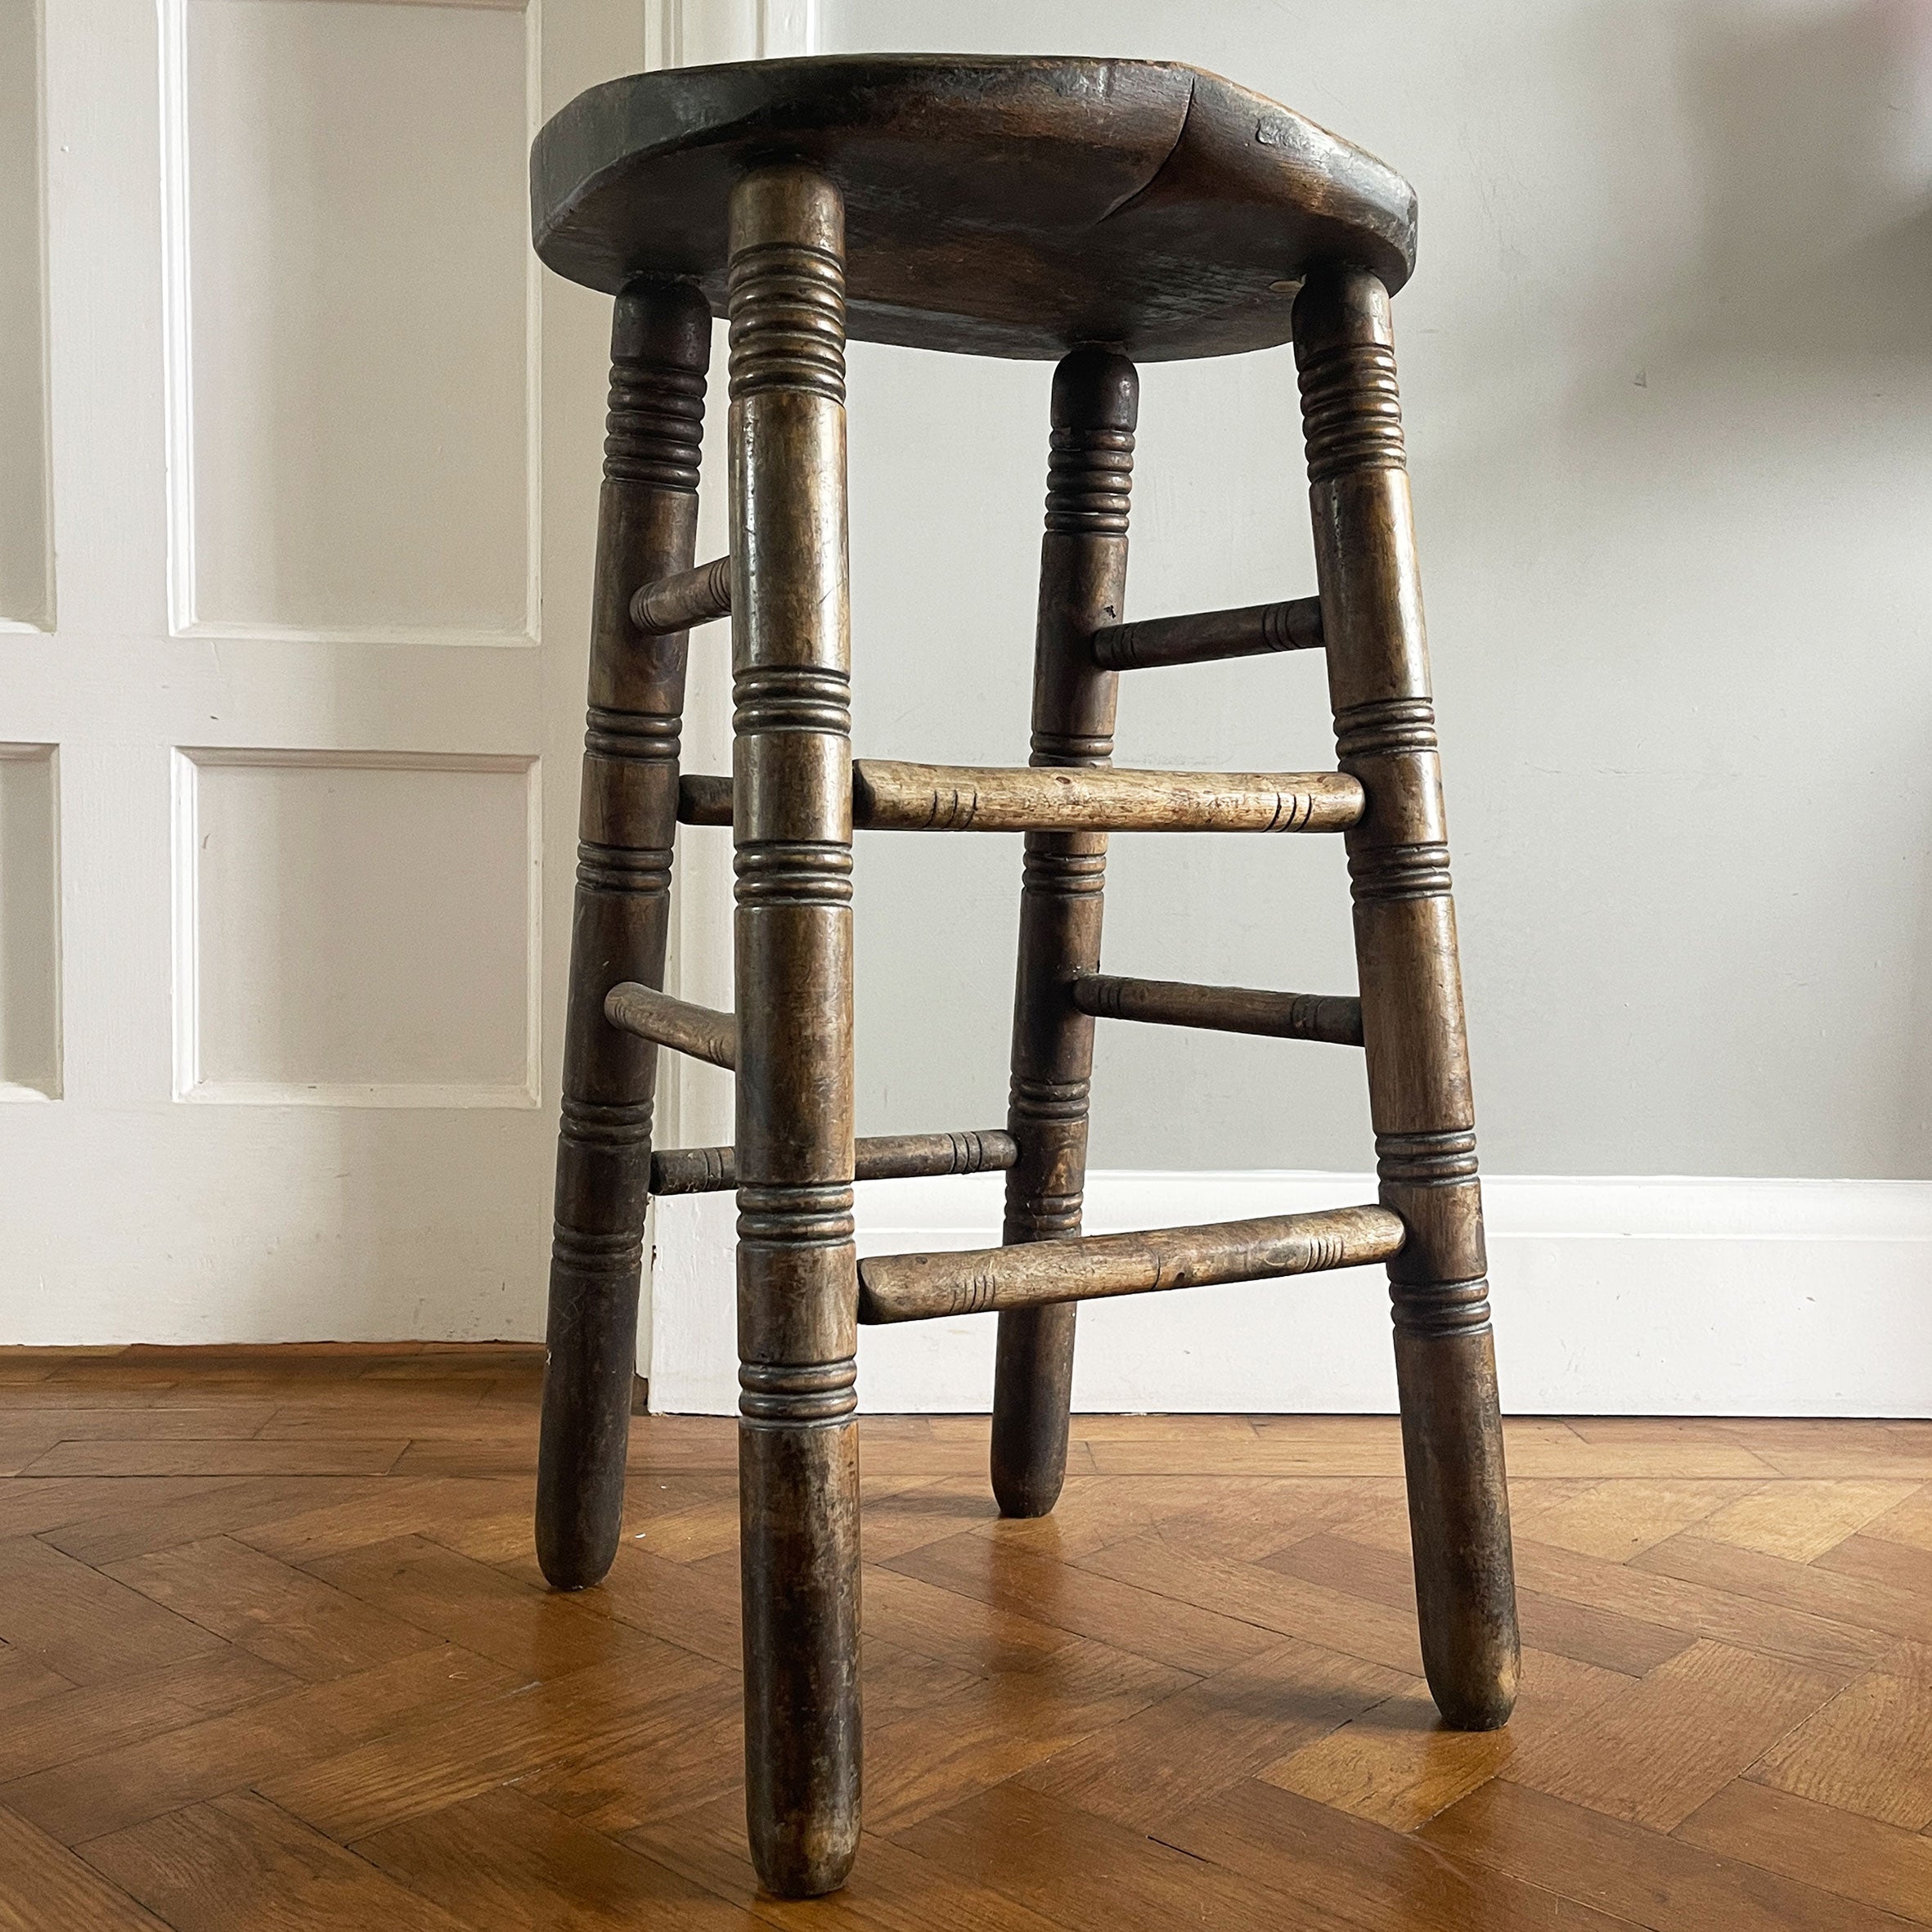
(532, 55, 1415, 362)
(530, 52, 1519, 1903)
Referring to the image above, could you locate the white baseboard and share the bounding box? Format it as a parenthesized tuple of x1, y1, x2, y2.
(649, 1171, 1932, 1418)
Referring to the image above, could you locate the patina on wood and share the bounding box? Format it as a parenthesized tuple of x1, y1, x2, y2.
(859, 1203, 1404, 1323)
(535, 281, 708, 1596)
(652, 1128, 1017, 1197)
(1071, 973, 1363, 1045)
(851, 761, 1361, 833)
(727, 161, 863, 1899)
(602, 982, 737, 1071)
(990, 348, 1137, 1521)
(532, 57, 1415, 362)
(1296, 263, 1521, 1730)
(1091, 595, 1324, 671)
(681, 762, 1364, 833)
(631, 553, 731, 635)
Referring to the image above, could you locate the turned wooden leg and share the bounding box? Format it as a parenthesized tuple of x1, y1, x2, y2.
(537, 284, 710, 1591)
(728, 163, 860, 1898)
(1295, 267, 1520, 1729)
(991, 350, 1137, 1519)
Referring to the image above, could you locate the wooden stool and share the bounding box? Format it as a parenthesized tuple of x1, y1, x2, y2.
(529, 55, 1520, 1898)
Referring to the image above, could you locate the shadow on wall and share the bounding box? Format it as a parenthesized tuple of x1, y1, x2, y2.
(1673, 0, 1932, 1170)
(1402, 0, 1932, 1177)
(1673, 0, 1932, 357)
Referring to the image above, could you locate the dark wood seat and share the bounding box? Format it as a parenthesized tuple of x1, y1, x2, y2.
(531, 55, 1415, 361)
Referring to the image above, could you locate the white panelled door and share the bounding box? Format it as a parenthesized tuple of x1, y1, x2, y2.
(0, 0, 695, 1345)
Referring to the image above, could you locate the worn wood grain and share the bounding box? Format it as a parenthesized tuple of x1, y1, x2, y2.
(883, 1527, 1282, 1677)
(1750, 1657, 1932, 1827)
(1257, 1647, 1630, 1831)
(537, 282, 709, 1597)
(725, 160, 863, 1901)
(0, 1804, 172, 1931)
(1635, 1529, 1932, 1647)
(353, 1786, 747, 1932)
(1161, 1777, 1639, 1932)
(1070, 972, 1362, 1045)
(1297, 263, 1519, 1732)
(1676, 1779, 1932, 1925)
(1501, 1638, 1844, 1829)
(1423, 1777, 1914, 1932)
(851, 759, 1364, 833)
(1016, 1635, 1409, 1831)
(1690, 1480, 1918, 1561)
(0, 1534, 228, 1684)
(989, 346, 1138, 1526)
(2, 1645, 515, 1844)
(79, 1790, 474, 1932)
(602, 982, 738, 1071)
(860, 1204, 1403, 1323)
(1266, 1528, 1692, 1677)
(1090, 595, 1323, 671)
(532, 57, 1416, 359)
(0, 1648, 293, 1787)
(103, 1535, 444, 1683)
(649, 1129, 1016, 1197)
(258, 1637, 724, 1844)
(630, 553, 731, 637)
(0, 1350, 1918, 1928)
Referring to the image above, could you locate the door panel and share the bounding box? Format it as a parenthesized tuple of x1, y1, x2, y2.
(0, 0, 651, 1346)
(173, 0, 535, 644)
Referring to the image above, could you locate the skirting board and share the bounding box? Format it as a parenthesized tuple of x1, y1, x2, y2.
(649, 1170, 1932, 1418)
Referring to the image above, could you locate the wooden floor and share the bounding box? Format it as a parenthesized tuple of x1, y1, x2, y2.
(0, 1349, 1927, 1930)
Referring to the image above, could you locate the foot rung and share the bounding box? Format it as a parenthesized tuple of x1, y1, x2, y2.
(653, 1128, 1018, 1197)
(604, 983, 736, 1071)
(630, 555, 731, 636)
(677, 764, 1363, 833)
(1072, 973, 1362, 1045)
(679, 773, 733, 825)
(1091, 596, 1323, 672)
(856, 761, 1361, 833)
(857, 1204, 1404, 1323)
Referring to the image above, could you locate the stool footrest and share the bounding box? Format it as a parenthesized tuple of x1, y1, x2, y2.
(630, 555, 731, 636)
(1091, 596, 1323, 671)
(604, 983, 737, 1071)
(679, 774, 734, 825)
(1072, 973, 1363, 1045)
(652, 1128, 1018, 1197)
(678, 764, 1364, 833)
(856, 1203, 1404, 1323)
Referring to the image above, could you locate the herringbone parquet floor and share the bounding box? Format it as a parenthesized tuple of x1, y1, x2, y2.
(0, 1344, 1927, 1929)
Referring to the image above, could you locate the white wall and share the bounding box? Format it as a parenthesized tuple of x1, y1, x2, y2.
(651, 0, 1932, 1415)
(814, 0, 1932, 1182)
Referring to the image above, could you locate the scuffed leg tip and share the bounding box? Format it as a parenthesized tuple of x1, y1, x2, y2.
(1439, 1699, 1514, 1733)
(751, 1837, 857, 1900)
(991, 1469, 1064, 1519)
(1427, 1658, 1519, 1732)
(534, 1531, 617, 1594)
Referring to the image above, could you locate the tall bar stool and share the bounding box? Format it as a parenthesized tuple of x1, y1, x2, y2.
(529, 55, 1519, 1898)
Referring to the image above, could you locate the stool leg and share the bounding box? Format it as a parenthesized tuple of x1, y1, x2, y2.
(537, 283, 710, 1592)
(991, 351, 1138, 1519)
(728, 163, 860, 1898)
(1295, 266, 1520, 1730)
